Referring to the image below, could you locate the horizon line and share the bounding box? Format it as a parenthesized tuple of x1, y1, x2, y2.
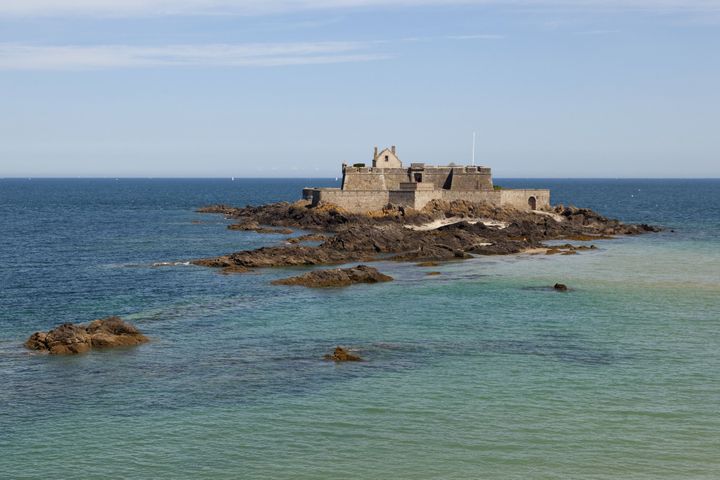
(1, 176, 719, 180)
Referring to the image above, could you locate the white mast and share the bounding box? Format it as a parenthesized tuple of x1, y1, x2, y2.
(472, 131, 476, 166)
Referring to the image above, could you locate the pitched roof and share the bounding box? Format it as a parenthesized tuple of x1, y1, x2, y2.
(376, 147, 399, 159)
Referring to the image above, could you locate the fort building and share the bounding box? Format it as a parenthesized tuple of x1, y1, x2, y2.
(303, 145, 550, 213)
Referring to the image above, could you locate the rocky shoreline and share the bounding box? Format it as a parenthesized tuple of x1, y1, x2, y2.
(193, 199, 659, 277)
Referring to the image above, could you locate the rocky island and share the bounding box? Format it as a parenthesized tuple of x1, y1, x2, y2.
(193, 200, 658, 276)
(192, 146, 659, 278)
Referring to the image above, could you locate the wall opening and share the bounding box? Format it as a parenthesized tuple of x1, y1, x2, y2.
(528, 196, 537, 210)
(414, 173, 423, 183)
(385, 155, 389, 162)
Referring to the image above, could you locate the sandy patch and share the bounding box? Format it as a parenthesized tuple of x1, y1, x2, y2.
(521, 247, 550, 255)
(406, 217, 509, 231)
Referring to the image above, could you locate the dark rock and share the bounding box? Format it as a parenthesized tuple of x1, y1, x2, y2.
(323, 346, 362, 362)
(228, 221, 293, 234)
(193, 245, 362, 274)
(286, 233, 329, 244)
(193, 199, 660, 277)
(553, 283, 569, 291)
(25, 317, 148, 355)
(272, 265, 393, 288)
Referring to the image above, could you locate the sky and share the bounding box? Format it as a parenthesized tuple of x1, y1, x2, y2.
(0, 0, 718, 178)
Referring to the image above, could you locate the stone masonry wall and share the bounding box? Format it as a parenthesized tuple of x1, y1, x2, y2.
(341, 166, 493, 192)
(436, 190, 501, 209)
(313, 188, 550, 213)
(499, 189, 551, 210)
(341, 168, 389, 190)
(446, 168, 493, 191)
(313, 189, 390, 212)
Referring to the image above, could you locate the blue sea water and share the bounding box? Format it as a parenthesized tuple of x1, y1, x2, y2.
(1, 178, 718, 479)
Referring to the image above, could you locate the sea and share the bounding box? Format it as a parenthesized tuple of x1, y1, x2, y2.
(1, 178, 718, 479)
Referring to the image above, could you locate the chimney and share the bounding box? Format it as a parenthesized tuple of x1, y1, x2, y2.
(373, 146, 378, 159)
(391, 145, 396, 155)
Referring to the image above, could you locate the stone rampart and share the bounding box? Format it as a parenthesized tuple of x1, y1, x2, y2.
(499, 189, 551, 210)
(341, 168, 389, 190)
(312, 187, 550, 213)
(313, 188, 390, 212)
(446, 167, 493, 191)
(341, 165, 493, 192)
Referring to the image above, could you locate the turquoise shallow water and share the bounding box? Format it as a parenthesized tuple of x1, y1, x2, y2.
(1, 179, 719, 479)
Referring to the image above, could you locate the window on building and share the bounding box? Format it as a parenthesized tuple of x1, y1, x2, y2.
(385, 155, 389, 162)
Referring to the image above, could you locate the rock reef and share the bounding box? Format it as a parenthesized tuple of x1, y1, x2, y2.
(25, 316, 148, 355)
(193, 199, 660, 276)
(323, 346, 363, 362)
(272, 265, 393, 288)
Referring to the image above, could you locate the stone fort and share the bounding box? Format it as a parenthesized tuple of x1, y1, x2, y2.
(304, 146, 550, 213)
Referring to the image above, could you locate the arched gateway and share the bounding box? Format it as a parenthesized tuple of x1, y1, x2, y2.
(528, 196, 537, 210)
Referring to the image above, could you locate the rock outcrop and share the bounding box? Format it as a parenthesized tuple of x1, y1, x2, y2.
(193, 199, 661, 276)
(25, 316, 148, 355)
(323, 346, 363, 362)
(553, 283, 569, 292)
(286, 233, 328, 244)
(228, 221, 293, 235)
(272, 265, 393, 288)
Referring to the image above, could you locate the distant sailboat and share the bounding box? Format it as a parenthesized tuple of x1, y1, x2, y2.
(231, 177, 235, 181)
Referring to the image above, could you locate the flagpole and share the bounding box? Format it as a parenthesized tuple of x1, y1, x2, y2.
(472, 131, 476, 166)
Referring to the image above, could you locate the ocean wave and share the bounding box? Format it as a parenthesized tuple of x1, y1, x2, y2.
(151, 261, 192, 267)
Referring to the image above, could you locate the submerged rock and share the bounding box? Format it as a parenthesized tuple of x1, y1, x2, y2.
(544, 243, 597, 255)
(323, 346, 362, 362)
(272, 265, 393, 288)
(416, 261, 441, 267)
(228, 221, 293, 235)
(25, 316, 148, 355)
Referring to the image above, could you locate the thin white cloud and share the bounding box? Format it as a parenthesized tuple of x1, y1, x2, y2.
(574, 29, 620, 34)
(0, 42, 389, 70)
(447, 34, 505, 39)
(1, 0, 719, 17)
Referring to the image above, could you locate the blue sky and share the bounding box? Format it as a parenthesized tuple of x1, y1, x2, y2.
(1, 1, 718, 178)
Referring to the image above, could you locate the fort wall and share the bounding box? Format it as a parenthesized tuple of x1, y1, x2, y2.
(310, 188, 391, 213)
(342, 167, 407, 190)
(446, 167, 493, 191)
(341, 168, 389, 190)
(341, 165, 493, 192)
(309, 187, 550, 213)
(499, 189, 551, 211)
(307, 147, 549, 214)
